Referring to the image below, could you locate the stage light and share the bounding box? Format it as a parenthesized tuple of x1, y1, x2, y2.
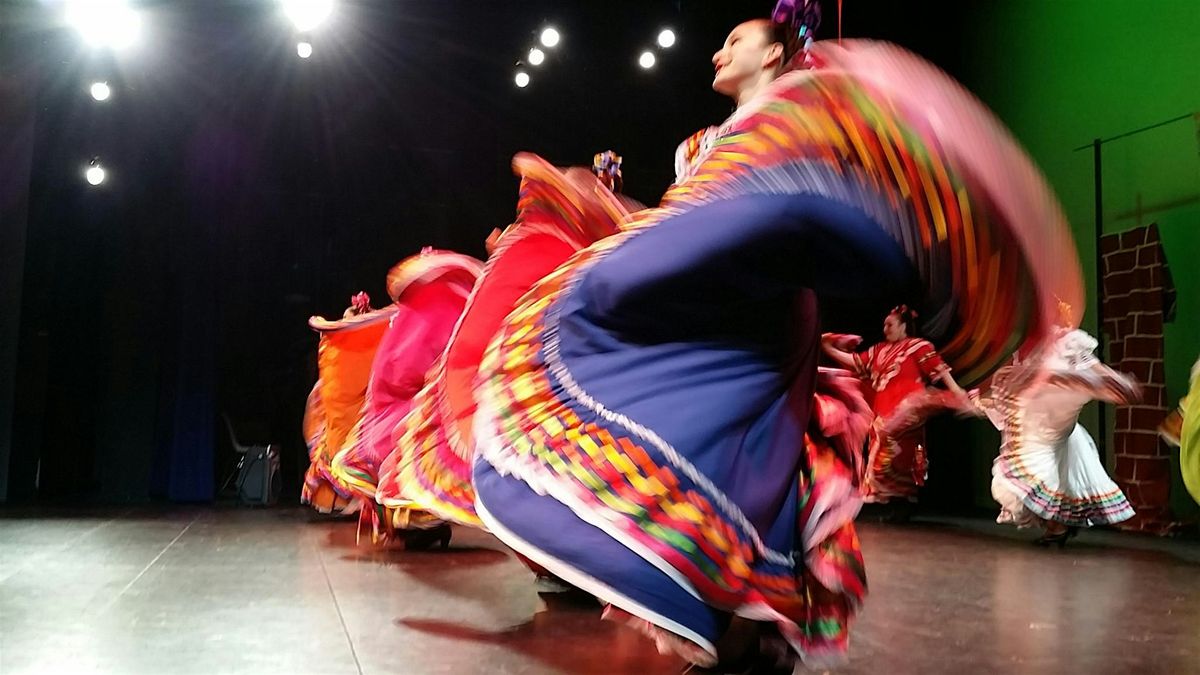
(281, 0, 333, 32)
(90, 82, 111, 101)
(539, 27, 560, 48)
(297, 41, 313, 58)
(85, 161, 106, 186)
(514, 71, 530, 88)
(657, 29, 676, 48)
(528, 47, 545, 66)
(65, 0, 141, 50)
(638, 51, 656, 69)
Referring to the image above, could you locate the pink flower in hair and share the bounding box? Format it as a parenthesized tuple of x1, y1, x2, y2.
(350, 292, 371, 314)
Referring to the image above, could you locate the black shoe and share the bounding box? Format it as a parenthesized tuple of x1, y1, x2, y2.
(681, 625, 792, 674)
(883, 500, 916, 523)
(402, 524, 452, 550)
(1033, 526, 1079, 548)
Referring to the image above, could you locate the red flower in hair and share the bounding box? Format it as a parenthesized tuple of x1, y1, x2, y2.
(350, 292, 371, 314)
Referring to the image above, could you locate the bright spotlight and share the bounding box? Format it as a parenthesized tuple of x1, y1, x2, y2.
(65, 0, 141, 50)
(539, 27, 560, 48)
(90, 82, 111, 101)
(281, 0, 333, 32)
(528, 47, 545, 66)
(638, 51, 656, 69)
(514, 71, 531, 88)
(85, 163, 106, 186)
(297, 41, 313, 58)
(657, 29, 676, 48)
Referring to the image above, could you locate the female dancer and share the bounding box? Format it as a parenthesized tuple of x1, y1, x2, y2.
(821, 306, 966, 511)
(1159, 355, 1200, 505)
(974, 327, 1139, 545)
(375, 152, 631, 537)
(302, 295, 397, 515)
(327, 250, 482, 540)
(469, 4, 1082, 671)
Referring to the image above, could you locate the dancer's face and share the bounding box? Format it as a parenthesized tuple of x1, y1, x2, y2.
(883, 313, 907, 342)
(712, 20, 783, 99)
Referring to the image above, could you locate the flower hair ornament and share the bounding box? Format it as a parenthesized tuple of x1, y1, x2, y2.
(771, 0, 823, 68)
(592, 150, 623, 194)
(349, 292, 371, 315)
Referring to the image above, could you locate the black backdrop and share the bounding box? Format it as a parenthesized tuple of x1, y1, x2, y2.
(2, 0, 974, 504)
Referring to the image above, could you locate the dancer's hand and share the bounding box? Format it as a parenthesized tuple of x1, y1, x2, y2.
(822, 333, 862, 352)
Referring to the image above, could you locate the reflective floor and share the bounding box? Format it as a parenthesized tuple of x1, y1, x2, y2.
(1, 506, 1196, 674)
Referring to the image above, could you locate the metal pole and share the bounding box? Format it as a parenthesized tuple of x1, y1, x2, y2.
(1093, 138, 1107, 459)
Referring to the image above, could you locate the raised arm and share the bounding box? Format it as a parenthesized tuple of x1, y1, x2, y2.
(1044, 363, 1141, 405)
(821, 333, 863, 371)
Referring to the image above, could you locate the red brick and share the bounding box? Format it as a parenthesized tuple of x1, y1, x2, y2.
(1152, 361, 1165, 382)
(1115, 316, 1134, 338)
(1105, 294, 1132, 321)
(1134, 506, 1172, 521)
(1139, 479, 1170, 507)
(1120, 228, 1144, 249)
(1136, 245, 1161, 267)
(1133, 267, 1154, 290)
(1100, 234, 1121, 256)
(1123, 429, 1161, 451)
(1118, 481, 1141, 504)
(1105, 270, 1136, 297)
(1131, 407, 1167, 432)
(1144, 224, 1161, 244)
(1105, 250, 1137, 274)
(1109, 343, 1125, 363)
(1128, 290, 1163, 313)
(1119, 509, 1173, 533)
(1134, 457, 1170, 483)
(1140, 384, 1165, 407)
(1149, 266, 1164, 290)
(1115, 407, 1131, 430)
(1136, 313, 1163, 336)
(1125, 361, 1153, 381)
(1123, 336, 1162, 360)
(1114, 456, 1137, 480)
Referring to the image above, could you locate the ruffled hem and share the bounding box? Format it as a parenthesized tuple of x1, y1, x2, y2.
(991, 469, 1135, 527)
(473, 364, 869, 668)
(377, 155, 630, 528)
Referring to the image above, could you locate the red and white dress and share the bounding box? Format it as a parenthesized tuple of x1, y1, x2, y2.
(854, 337, 950, 502)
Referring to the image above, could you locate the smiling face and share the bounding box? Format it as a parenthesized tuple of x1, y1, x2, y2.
(711, 19, 783, 100)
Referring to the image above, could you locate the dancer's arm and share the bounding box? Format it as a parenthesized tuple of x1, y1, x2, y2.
(935, 369, 968, 399)
(821, 333, 862, 371)
(916, 341, 969, 401)
(1045, 364, 1141, 405)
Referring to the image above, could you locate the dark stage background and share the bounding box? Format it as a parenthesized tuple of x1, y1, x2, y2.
(1, 1, 974, 506)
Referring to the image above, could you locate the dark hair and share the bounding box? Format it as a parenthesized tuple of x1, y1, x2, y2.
(890, 304, 920, 335)
(763, 19, 803, 67)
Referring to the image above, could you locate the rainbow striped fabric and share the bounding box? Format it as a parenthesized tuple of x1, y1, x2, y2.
(375, 156, 628, 528)
(472, 41, 1082, 668)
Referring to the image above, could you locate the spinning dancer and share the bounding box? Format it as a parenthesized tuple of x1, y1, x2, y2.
(822, 305, 966, 514)
(374, 152, 631, 541)
(469, 2, 1082, 670)
(973, 325, 1139, 545)
(327, 250, 482, 540)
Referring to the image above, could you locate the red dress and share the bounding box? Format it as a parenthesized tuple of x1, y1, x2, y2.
(854, 337, 949, 502)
